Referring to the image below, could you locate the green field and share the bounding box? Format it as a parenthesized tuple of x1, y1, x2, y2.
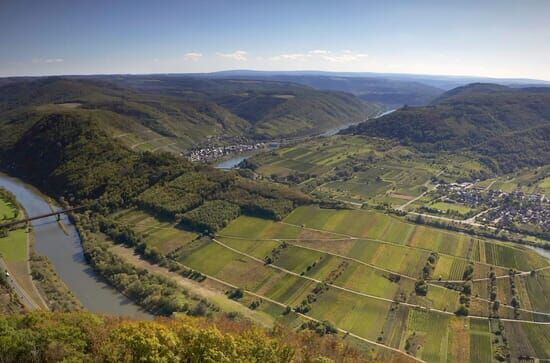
(308, 288, 392, 341)
(118, 204, 550, 362)
(430, 201, 473, 214)
(250, 136, 445, 205)
(405, 308, 450, 362)
(0, 197, 17, 221)
(0, 229, 27, 262)
(115, 209, 198, 253)
(469, 319, 492, 363)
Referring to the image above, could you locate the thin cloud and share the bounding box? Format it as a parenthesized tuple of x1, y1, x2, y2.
(32, 58, 64, 64)
(308, 49, 329, 55)
(270, 50, 368, 63)
(270, 53, 308, 61)
(321, 51, 368, 63)
(216, 50, 248, 61)
(184, 52, 203, 61)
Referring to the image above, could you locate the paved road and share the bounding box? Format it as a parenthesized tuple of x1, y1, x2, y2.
(0, 257, 40, 310)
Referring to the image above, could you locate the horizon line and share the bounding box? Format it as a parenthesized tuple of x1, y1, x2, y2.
(1, 69, 549, 83)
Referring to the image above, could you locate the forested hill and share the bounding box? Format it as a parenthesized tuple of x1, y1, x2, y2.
(0, 112, 311, 230)
(205, 73, 444, 108)
(0, 76, 379, 144)
(343, 84, 550, 172)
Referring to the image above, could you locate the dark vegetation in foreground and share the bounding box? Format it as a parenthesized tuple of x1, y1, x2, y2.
(0, 311, 371, 363)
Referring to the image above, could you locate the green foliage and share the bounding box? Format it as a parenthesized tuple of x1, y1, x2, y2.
(1, 110, 310, 234)
(414, 280, 429, 296)
(29, 252, 83, 312)
(138, 168, 311, 231)
(0, 311, 376, 362)
(300, 320, 338, 336)
(0, 312, 297, 363)
(227, 288, 244, 300)
(2, 113, 190, 211)
(455, 304, 469, 316)
(180, 200, 241, 233)
(345, 84, 550, 172)
(77, 219, 202, 316)
(0, 76, 377, 143)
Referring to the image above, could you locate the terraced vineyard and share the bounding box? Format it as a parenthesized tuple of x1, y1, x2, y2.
(112, 204, 550, 362)
(249, 135, 486, 207)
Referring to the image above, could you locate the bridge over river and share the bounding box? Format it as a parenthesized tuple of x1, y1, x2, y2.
(0, 172, 150, 318)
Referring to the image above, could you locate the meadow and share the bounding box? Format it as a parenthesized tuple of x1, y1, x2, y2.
(0, 197, 17, 220)
(111, 202, 550, 362)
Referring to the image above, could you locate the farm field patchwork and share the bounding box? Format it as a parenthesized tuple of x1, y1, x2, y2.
(249, 136, 446, 206)
(114, 204, 550, 362)
(283, 205, 549, 271)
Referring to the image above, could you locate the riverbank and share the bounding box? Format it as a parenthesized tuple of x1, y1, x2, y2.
(0, 173, 149, 318)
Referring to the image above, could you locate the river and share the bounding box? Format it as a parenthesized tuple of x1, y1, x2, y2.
(216, 109, 397, 169)
(319, 109, 394, 137)
(0, 173, 150, 318)
(215, 155, 251, 169)
(527, 245, 550, 260)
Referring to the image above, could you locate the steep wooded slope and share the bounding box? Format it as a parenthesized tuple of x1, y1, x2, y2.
(343, 84, 550, 172)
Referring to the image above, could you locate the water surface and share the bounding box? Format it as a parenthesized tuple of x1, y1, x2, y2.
(0, 173, 150, 318)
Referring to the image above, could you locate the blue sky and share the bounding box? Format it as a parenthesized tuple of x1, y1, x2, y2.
(1, 0, 549, 79)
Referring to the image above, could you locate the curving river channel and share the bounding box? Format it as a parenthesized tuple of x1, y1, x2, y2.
(0, 173, 150, 318)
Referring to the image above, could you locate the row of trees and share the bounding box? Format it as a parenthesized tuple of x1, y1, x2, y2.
(75, 214, 209, 316)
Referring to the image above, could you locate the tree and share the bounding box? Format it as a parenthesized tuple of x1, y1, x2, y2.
(415, 280, 428, 296)
(455, 305, 469, 316)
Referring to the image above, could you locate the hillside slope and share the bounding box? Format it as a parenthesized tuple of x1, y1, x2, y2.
(101, 75, 381, 138)
(213, 74, 444, 107)
(343, 84, 550, 172)
(0, 76, 378, 148)
(0, 112, 310, 225)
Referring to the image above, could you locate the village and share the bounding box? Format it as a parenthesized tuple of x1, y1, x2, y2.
(187, 142, 269, 162)
(435, 182, 549, 232)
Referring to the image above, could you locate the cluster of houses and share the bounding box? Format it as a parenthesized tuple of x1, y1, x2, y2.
(436, 183, 549, 231)
(480, 191, 549, 231)
(187, 142, 267, 162)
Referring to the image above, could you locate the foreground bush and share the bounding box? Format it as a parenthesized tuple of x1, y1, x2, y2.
(0, 312, 372, 363)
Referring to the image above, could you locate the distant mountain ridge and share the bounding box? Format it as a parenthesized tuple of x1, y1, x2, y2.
(343, 83, 550, 172)
(0, 76, 380, 152)
(207, 70, 550, 90)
